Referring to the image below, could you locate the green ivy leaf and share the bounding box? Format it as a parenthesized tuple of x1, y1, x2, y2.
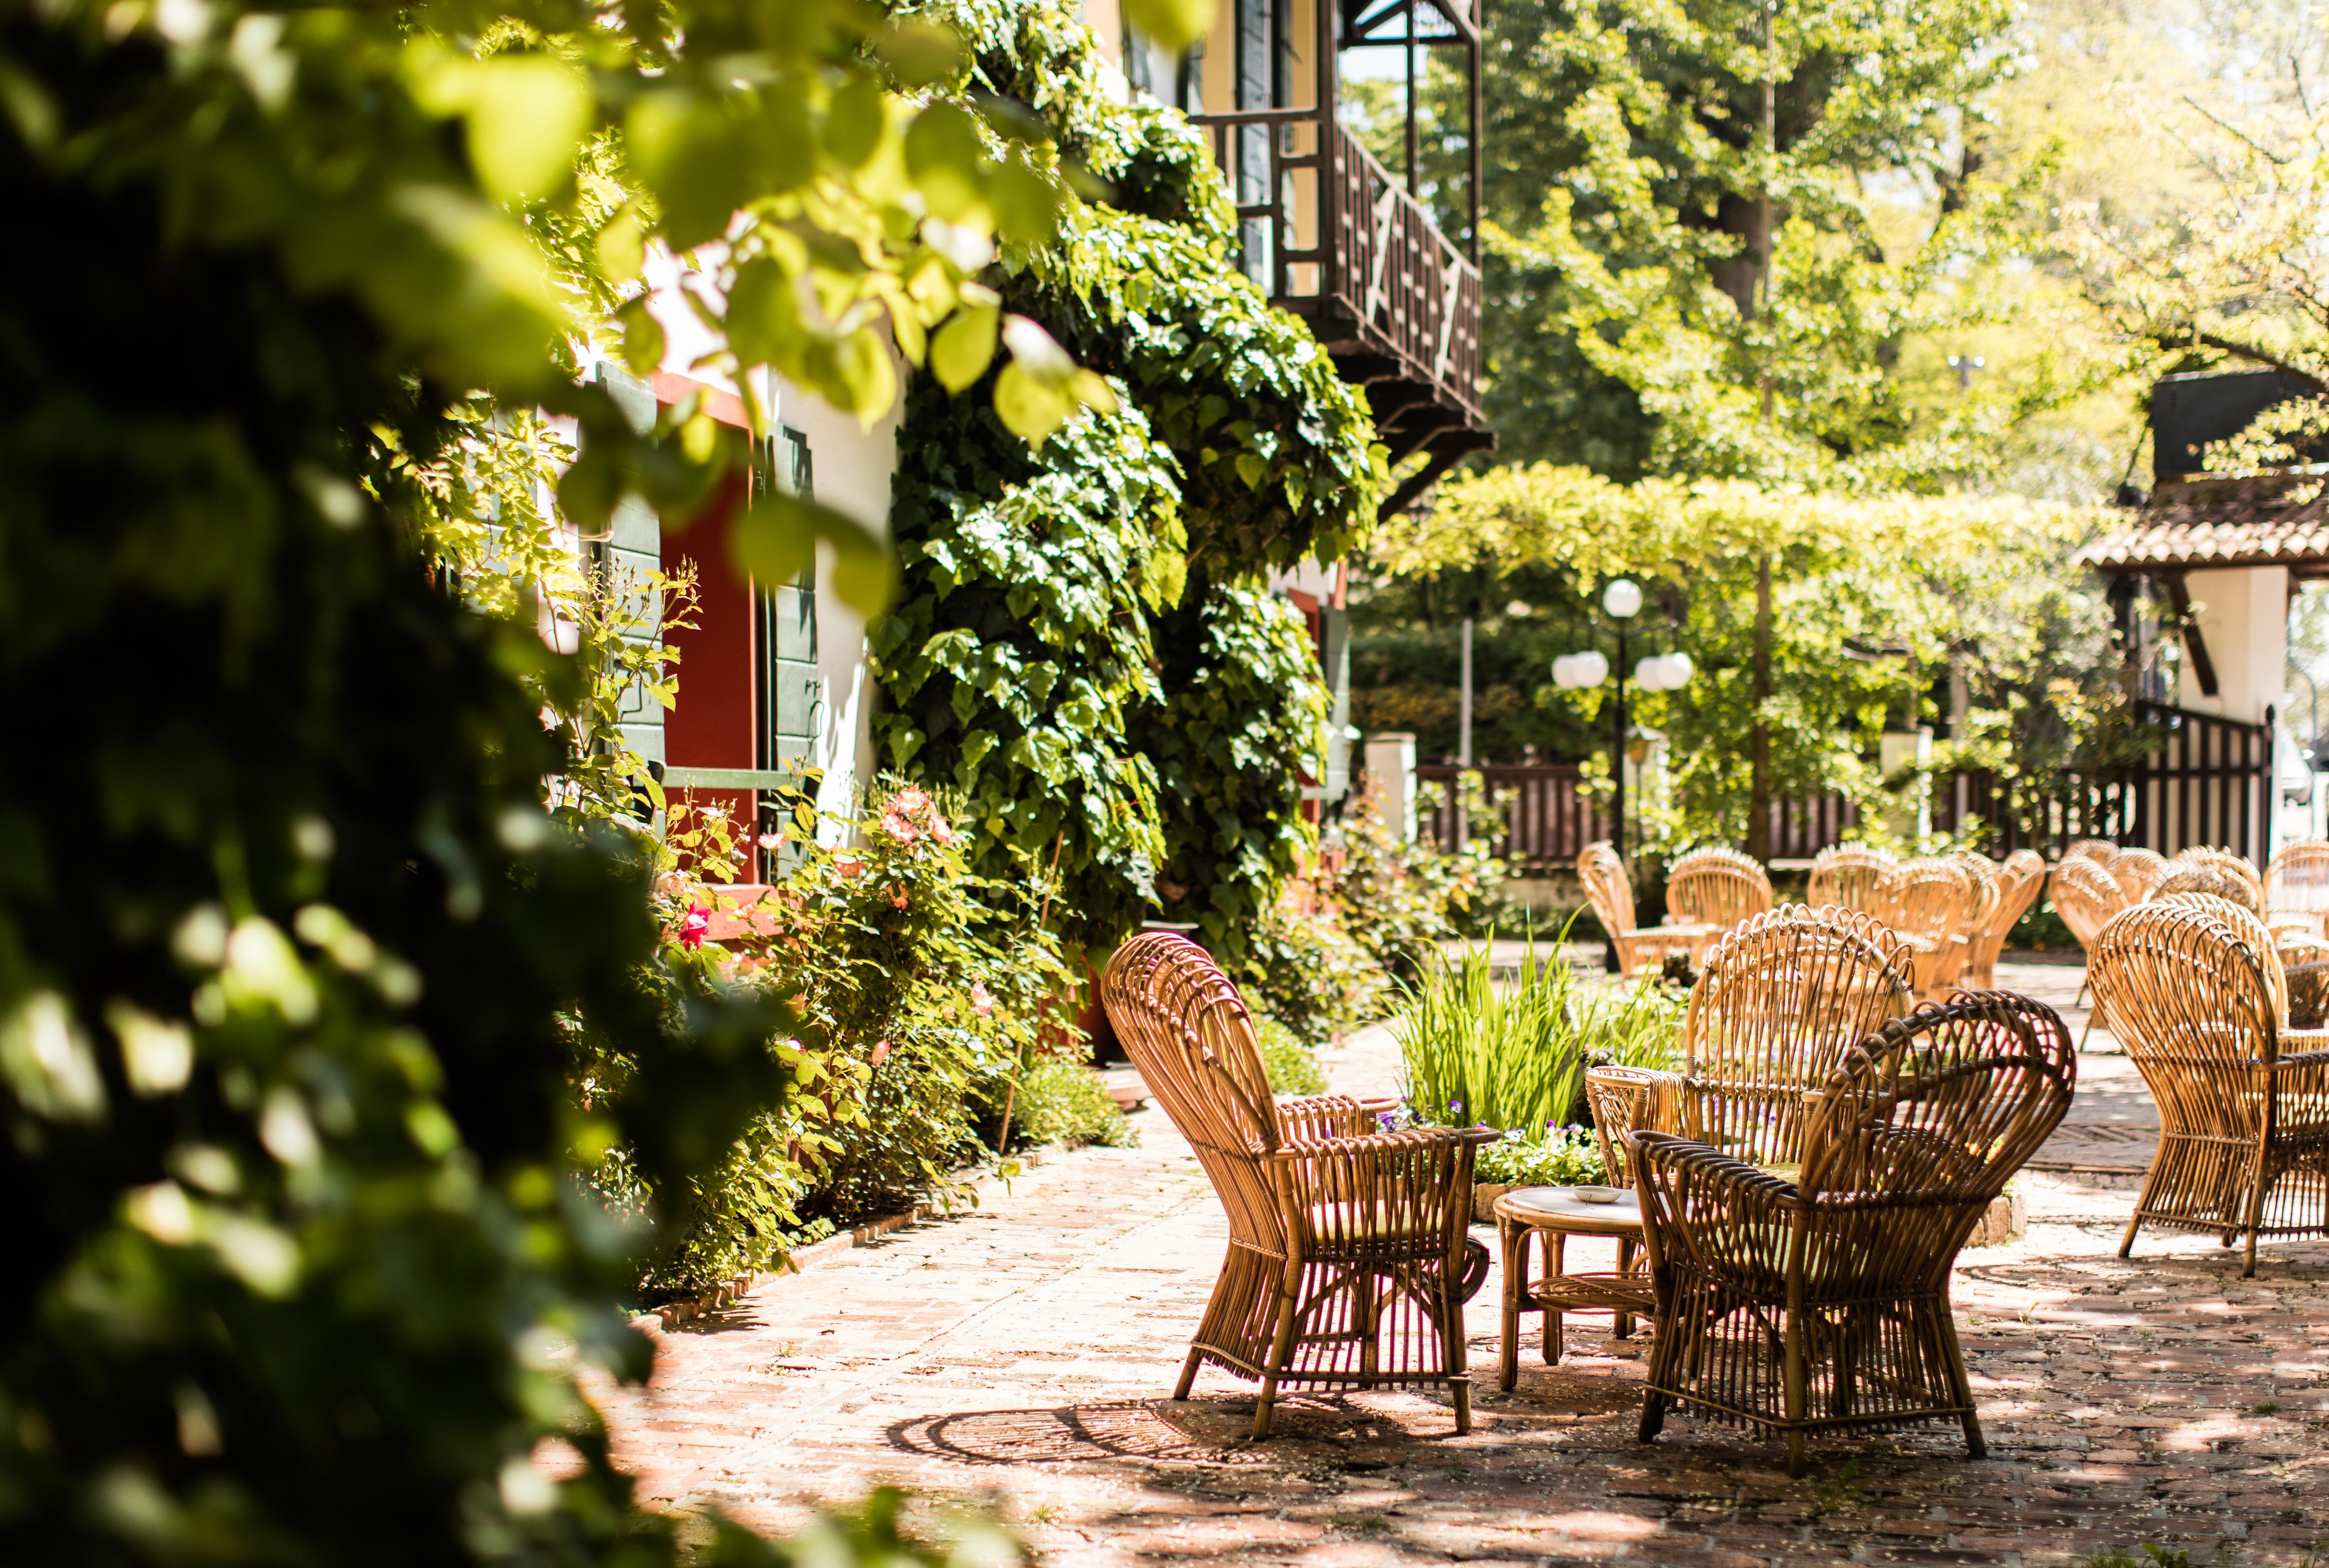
(1122, 0, 1212, 52)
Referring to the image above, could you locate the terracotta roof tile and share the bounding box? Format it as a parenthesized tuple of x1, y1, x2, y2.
(2078, 470, 2329, 571)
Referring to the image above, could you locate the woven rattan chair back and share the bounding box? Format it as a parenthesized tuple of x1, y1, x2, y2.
(2266, 838, 2329, 923)
(2155, 892, 2290, 1023)
(1633, 990, 2075, 1473)
(1578, 842, 1638, 940)
(1674, 906, 1915, 1167)
(1875, 857, 1972, 949)
(2110, 846, 2169, 902)
(2086, 900, 2329, 1275)
(1584, 1064, 1669, 1187)
(2175, 846, 2265, 905)
(1665, 846, 1775, 934)
(2065, 838, 2120, 869)
(1806, 845, 1893, 912)
(2049, 855, 2127, 948)
(1953, 854, 2002, 935)
(1961, 850, 2044, 991)
(1102, 932, 1491, 1437)
(2149, 860, 2261, 914)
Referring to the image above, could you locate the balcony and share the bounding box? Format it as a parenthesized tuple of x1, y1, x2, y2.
(1180, 0, 1493, 516)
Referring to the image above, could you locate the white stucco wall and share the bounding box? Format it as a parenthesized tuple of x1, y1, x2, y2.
(2177, 565, 2289, 727)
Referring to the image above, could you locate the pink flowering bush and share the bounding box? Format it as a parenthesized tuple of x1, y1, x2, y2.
(596, 778, 1096, 1300)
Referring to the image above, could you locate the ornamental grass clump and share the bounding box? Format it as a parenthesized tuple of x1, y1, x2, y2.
(1392, 932, 1684, 1137)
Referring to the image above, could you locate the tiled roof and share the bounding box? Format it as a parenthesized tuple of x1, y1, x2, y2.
(2080, 470, 2329, 571)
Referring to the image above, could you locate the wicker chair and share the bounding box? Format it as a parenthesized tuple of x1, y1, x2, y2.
(2149, 859, 2261, 914)
(2110, 846, 2170, 903)
(2086, 901, 2329, 1276)
(2175, 846, 2266, 906)
(1607, 906, 1916, 1171)
(1632, 991, 2076, 1474)
(2050, 855, 2126, 955)
(1874, 858, 1975, 998)
(1665, 847, 1776, 938)
(1101, 933, 1498, 1436)
(1578, 842, 1718, 977)
(2065, 838, 2121, 869)
(2154, 892, 2292, 1025)
(1940, 855, 2001, 995)
(2265, 838, 2329, 937)
(1807, 845, 1893, 913)
(1961, 849, 2045, 991)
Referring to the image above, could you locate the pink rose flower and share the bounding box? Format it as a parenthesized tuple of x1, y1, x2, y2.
(679, 904, 710, 949)
(969, 980, 995, 1018)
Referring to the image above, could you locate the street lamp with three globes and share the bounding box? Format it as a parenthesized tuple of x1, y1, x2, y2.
(1553, 578, 1694, 866)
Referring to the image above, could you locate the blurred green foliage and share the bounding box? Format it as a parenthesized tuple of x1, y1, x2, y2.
(0, 0, 1084, 1558)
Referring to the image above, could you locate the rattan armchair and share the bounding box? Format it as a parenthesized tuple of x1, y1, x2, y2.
(1101, 933, 1496, 1438)
(1961, 849, 2045, 991)
(2088, 901, 2329, 1276)
(1606, 906, 1916, 1171)
(2111, 846, 2170, 903)
(2150, 859, 2261, 914)
(1665, 847, 1776, 937)
(1578, 842, 1718, 977)
(1807, 845, 1893, 913)
(2265, 838, 2329, 937)
(2050, 854, 2126, 954)
(2175, 846, 2265, 906)
(1875, 857, 1975, 998)
(2065, 838, 2121, 869)
(1632, 991, 2076, 1474)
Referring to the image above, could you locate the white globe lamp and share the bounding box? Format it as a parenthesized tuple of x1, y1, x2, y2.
(1601, 578, 1643, 619)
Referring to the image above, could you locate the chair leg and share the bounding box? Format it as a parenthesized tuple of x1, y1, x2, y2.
(1173, 1344, 1203, 1400)
(1935, 1299, 1987, 1460)
(1782, 1308, 1809, 1476)
(2120, 1151, 2168, 1259)
(1543, 1232, 1567, 1364)
(1498, 1221, 1526, 1393)
(1444, 1251, 1472, 1435)
(1637, 1390, 1665, 1441)
(1252, 1257, 1303, 1441)
(1614, 1236, 1638, 1340)
(2240, 1163, 2269, 1279)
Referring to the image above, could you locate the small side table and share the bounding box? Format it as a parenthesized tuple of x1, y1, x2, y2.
(1493, 1185, 1654, 1391)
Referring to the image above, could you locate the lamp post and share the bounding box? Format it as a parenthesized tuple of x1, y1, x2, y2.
(1554, 579, 1693, 866)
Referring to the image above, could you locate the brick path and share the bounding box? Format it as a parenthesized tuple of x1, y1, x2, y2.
(600, 959, 2329, 1567)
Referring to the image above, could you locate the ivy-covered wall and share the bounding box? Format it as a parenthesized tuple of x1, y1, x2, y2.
(874, 0, 1384, 955)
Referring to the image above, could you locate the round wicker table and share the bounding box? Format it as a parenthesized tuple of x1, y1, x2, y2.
(1493, 1185, 1654, 1392)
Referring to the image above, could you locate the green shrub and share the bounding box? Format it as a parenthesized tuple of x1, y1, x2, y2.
(2011, 899, 2077, 951)
(1231, 901, 1391, 1049)
(1335, 793, 1517, 977)
(1475, 1126, 1609, 1188)
(1255, 1015, 1329, 1095)
(1005, 1059, 1137, 1151)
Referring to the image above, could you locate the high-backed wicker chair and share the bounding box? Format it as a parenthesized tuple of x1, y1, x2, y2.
(1943, 855, 2002, 994)
(2051, 854, 2126, 954)
(1875, 858, 1975, 998)
(1632, 991, 2076, 1473)
(1102, 934, 1497, 1436)
(2065, 838, 2121, 869)
(1961, 849, 2046, 991)
(2110, 846, 2169, 903)
(2175, 846, 2265, 907)
(1665, 846, 1776, 938)
(1807, 845, 1893, 913)
(2154, 891, 2291, 1025)
(2087, 901, 2329, 1276)
(1601, 907, 1916, 1172)
(2265, 838, 2329, 937)
(1578, 842, 1717, 977)
(2149, 859, 2261, 914)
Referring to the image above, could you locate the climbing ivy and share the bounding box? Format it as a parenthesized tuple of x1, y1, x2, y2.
(875, 0, 1384, 952)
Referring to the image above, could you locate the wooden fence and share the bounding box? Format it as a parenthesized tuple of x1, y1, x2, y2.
(1410, 701, 2276, 869)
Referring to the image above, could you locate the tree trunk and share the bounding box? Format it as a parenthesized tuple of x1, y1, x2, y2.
(1747, 553, 1772, 859)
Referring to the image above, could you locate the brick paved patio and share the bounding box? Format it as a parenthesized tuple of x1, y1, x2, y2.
(599, 960, 2329, 1567)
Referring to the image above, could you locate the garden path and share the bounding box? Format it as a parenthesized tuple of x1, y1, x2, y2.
(599, 957, 2325, 1568)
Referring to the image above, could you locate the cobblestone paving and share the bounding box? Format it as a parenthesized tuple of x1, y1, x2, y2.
(600, 959, 2329, 1567)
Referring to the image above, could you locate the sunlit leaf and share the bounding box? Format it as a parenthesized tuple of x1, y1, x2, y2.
(1122, 0, 1211, 52)
(930, 304, 1000, 393)
(466, 54, 590, 204)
